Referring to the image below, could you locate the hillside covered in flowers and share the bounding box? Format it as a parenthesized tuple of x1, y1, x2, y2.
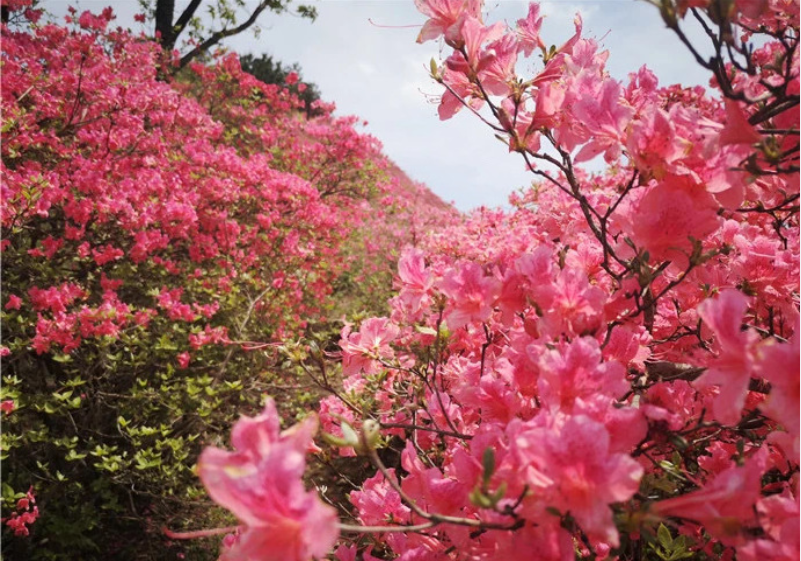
(0, 4, 455, 558)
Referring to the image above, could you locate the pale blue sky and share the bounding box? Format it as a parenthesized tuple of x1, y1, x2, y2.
(42, 1, 713, 211)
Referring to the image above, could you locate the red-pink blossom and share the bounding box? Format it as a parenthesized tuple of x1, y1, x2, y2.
(438, 262, 501, 330)
(415, 0, 482, 44)
(537, 337, 629, 412)
(198, 399, 338, 561)
(693, 289, 760, 425)
(4, 295, 22, 310)
(627, 179, 722, 268)
(516, 3, 544, 57)
(511, 414, 643, 547)
(652, 447, 769, 544)
(340, 317, 400, 376)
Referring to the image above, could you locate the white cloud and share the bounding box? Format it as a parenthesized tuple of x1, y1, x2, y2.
(357, 61, 376, 75)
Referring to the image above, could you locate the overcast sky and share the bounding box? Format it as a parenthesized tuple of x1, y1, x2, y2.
(42, 0, 714, 211)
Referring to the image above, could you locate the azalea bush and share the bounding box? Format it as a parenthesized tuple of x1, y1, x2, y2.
(193, 1, 799, 560)
(0, 5, 452, 559)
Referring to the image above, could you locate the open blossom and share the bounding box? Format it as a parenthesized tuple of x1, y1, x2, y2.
(693, 289, 760, 425)
(198, 399, 338, 561)
(176, 352, 190, 369)
(755, 322, 800, 455)
(415, 0, 483, 44)
(438, 55, 485, 120)
(736, 493, 800, 561)
(626, 178, 722, 267)
(537, 337, 629, 412)
(652, 447, 768, 545)
(539, 267, 605, 337)
(571, 79, 633, 163)
(438, 262, 501, 330)
(350, 468, 411, 526)
(4, 295, 23, 310)
(477, 33, 518, 96)
(340, 317, 400, 376)
(719, 99, 762, 146)
(516, 3, 544, 57)
(460, 16, 505, 68)
(401, 440, 469, 516)
(626, 106, 688, 179)
(396, 247, 433, 314)
(511, 414, 643, 547)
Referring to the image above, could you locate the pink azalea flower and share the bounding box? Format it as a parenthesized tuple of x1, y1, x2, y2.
(397, 247, 433, 313)
(198, 399, 338, 561)
(438, 56, 485, 120)
(176, 352, 190, 369)
(415, 0, 483, 44)
(438, 262, 501, 330)
(401, 440, 468, 516)
(719, 99, 761, 146)
(572, 79, 633, 163)
(516, 3, 545, 57)
(477, 33, 519, 96)
(350, 468, 410, 526)
(1, 400, 16, 416)
(755, 324, 800, 456)
(537, 337, 629, 412)
(540, 267, 605, 337)
(628, 178, 722, 268)
(626, 106, 688, 179)
(652, 447, 768, 545)
(693, 289, 759, 425)
(4, 295, 23, 310)
(459, 16, 505, 70)
(512, 414, 643, 547)
(340, 317, 400, 376)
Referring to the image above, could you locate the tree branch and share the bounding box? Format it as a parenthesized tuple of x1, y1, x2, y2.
(177, 1, 275, 69)
(172, 0, 204, 44)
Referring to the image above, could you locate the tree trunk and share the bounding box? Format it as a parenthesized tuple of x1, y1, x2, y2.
(154, 0, 176, 50)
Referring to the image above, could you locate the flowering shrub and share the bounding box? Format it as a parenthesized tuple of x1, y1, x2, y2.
(195, 1, 799, 560)
(0, 6, 452, 559)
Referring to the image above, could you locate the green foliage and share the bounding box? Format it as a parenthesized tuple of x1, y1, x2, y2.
(1, 283, 270, 559)
(648, 524, 696, 561)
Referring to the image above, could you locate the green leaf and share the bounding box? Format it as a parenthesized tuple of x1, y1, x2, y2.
(657, 523, 672, 548)
(2, 482, 15, 501)
(414, 325, 438, 336)
(65, 449, 88, 462)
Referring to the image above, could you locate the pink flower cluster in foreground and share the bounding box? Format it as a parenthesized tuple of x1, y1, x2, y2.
(198, 400, 338, 561)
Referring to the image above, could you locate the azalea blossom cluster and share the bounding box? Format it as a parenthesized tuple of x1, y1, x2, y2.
(0, 9, 387, 359)
(1, 487, 39, 537)
(198, 1, 799, 560)
(0, 5, 453, 556)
